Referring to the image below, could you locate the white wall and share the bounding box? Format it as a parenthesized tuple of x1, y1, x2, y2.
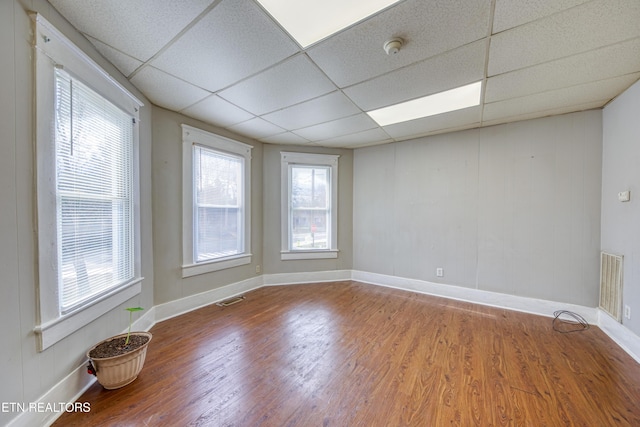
(0, 2, 154, 425)
(354, 111, 603, 307)
(602, 79, 640, 336)
(0, 1, 24, 420)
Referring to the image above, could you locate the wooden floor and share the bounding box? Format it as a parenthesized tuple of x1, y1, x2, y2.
(55, 281, 640, 426)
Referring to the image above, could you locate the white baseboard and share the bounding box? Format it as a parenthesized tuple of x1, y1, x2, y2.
(14, 269, 639, 427)
(597, 310, 640, 363)
(263, 269, 352, 286)
(352, 270, 640, 363)
(145, 270, 352, 326)
(351, 270, 599, 323)
(153, 276, 263, 323)
(131, 306, 157, 332)
(7, 363, 96, 427)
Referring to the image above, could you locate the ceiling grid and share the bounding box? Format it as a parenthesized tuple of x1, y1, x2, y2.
(50, 0, 640, 148)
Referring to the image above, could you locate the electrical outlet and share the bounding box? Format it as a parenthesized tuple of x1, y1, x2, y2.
(624, 305, 631, 319)
(436, 268, 444, 277)
(255, 265, 261, 274)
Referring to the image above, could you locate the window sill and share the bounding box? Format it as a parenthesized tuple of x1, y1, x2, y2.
(182, 253, 252, 278)
(281, 250, 339, 261)
(34, 278, 143, 351)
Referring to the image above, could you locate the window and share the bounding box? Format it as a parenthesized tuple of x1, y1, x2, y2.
(281, 152, 339, 260)
(34, 14, 143, 350)
(55, 70, 135, 312)
(193, 146, 244, 262)
(182, 125, 252, 277)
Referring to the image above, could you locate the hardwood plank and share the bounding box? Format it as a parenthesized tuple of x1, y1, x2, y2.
(54, 281, 640, 426)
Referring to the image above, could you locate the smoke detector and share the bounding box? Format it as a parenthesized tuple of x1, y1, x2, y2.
(383, 37, 403, 55)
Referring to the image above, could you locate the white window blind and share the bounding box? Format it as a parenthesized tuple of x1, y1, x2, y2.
(181, 125, 252, 277)
(193, 145, 244, 262)
(55, 69, 134, 313)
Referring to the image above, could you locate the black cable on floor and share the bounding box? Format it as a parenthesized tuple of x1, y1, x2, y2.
(552, 310, 589, 333)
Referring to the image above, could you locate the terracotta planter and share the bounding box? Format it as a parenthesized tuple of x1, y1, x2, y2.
(87, 331, 152, 390)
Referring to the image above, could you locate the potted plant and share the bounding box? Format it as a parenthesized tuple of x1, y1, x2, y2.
(86, 307, 152, 389)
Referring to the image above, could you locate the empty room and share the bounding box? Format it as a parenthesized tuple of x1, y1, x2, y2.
(2, 0, 640, 425)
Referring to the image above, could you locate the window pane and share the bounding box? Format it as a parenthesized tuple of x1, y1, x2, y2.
(196, 207, 241, 261)
(291, 166, 328, 209)
(195, 147, 241, 206)
(55, 70, 134, 312)
(194, 145, 244, 261)
(290, 166, 330, 250)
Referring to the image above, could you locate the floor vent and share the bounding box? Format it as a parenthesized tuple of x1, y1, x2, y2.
(216, 296, 245, 307)
(599, 252, 623, 322)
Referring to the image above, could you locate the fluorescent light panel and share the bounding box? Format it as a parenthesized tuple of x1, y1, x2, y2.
(367, 81, 483, 127)
(256, 0, 402, 48)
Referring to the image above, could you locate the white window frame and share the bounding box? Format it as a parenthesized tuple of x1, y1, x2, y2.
(33, 14, 144, 351)
(182, 125, 253, 277)
(281, 152, 339, 260)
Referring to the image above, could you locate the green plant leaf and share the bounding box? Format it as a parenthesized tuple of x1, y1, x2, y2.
(125, 307, 144, 312)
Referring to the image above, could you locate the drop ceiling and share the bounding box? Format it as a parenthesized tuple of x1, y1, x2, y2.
(49, 0, 640, 149)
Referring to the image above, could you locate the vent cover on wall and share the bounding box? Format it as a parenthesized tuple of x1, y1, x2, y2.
(599, 252, 623, 322)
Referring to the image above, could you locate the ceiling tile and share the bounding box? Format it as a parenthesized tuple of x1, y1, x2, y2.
(344, 40, 487, 111)
(489, 0, 640, 76)
(85, 36, 143, 77)
(383, 106, 482, 139)
(259, 132, 311, 145)
(293, 114, 378, 141)
(492, 0, 590, 33)
(486, 37, 640, 103)
(218, 55, 336, 115)
(481, 100, 606, 128)
(314, 128, 394, 148)
(130, 66, 210, 111)
(261, 91, 361, 130)
(307, 0, 491, 88)
(482, 73, 640, 122)
(181, 95, 254, 128)
(226, 117, 285, 139)
(150, 0, 299, 92)
(49, 0, 214, 61)
(403, 123, 482, 140)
